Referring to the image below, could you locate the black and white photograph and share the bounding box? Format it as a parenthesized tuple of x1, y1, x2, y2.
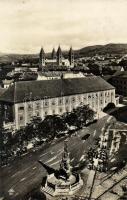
(0, 0, 127, 199)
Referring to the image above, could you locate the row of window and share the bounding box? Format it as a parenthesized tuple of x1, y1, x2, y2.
(113, 79, 127, 85)
(19, 107, 71, 122)
(18, 91, 114, 111)
(19, 98, 111, 121)
(18, 96, 83, 110)
(18, 98, 112, 123)
(18, 99, 110, 113)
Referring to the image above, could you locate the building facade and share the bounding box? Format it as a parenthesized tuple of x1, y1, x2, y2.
(111, 72, 127, 96)
(0, 76, 117, 130)
(106, 71, 127, 97)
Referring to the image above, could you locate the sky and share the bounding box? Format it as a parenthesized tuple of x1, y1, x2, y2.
(0, 0, 127, 54)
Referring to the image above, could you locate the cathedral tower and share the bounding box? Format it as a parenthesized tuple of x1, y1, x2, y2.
(68, 46, 74, 68)
(51, 48, 56, 60)
(39, 47, 45, 70)
(57, 45, 63, 66)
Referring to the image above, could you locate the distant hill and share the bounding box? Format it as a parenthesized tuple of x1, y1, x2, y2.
(1, 43, 127, 63)
(76, 43, 127, 57)
(0, 54, 38, 64)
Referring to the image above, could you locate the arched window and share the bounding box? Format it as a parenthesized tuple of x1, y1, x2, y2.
(65, 98, 69, 104)
(71, 97, 75, 103)
(52, 110, 55, 114)
(52, 99, 56, 106)
(59, 108, 62, 113)
(44, 100, 49, 107)
(58, 98, 63, 105)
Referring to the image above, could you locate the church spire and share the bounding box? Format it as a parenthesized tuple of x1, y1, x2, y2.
(57, 45, 63, 66)
(51, 48, 56, 59)
(68, 46, 74, 68)
(57, 45, 62, 55)
(39, 47, 46, 70)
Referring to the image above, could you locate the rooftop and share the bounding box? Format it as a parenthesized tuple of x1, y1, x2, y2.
(112, 71, 127, 78)
(0, 76, 114, 104)
(0, 87, 6, 96)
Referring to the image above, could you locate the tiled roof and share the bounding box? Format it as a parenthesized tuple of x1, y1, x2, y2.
(0, 88, 6, 97)
(38, 71, 62, 77)
(0, 76, 114, 104)
(112, 71, 127, 78)
(109, 65, 124, 71)
(103, 75, 112, 81)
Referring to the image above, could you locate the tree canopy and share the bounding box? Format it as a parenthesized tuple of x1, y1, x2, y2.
(0, 104, 95, 166)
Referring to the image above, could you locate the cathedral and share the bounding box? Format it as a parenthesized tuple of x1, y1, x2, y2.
(39, 46, 74, 70)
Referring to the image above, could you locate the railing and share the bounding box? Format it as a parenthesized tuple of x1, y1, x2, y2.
(56, 185, 70, 189)
(47, 181, 55, 189)
(71, 182, 80, 188)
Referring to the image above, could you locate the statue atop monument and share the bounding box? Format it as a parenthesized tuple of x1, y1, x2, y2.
(39, 140, 83, 198)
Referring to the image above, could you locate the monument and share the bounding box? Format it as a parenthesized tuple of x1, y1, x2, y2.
(39, 140, 83, 198)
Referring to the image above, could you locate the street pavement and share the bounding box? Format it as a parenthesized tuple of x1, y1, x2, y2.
(0, 115, 109, 200)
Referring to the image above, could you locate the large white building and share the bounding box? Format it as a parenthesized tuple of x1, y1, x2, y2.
(0, 76, 117, 130)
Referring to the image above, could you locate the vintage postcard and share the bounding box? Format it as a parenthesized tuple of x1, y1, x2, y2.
(0, 0, 127, 200)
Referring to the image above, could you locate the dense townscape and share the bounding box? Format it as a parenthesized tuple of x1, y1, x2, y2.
(0, 44, 127, 200)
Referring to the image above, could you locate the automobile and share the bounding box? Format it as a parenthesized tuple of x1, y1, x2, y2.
(34, 140, 44, 146)
(81, 134, 90, 140)
(69, 125, 77, 130)
(86, 119, 98, 126)
(27, 142, 34, 150)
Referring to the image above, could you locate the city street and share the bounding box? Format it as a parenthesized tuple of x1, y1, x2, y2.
(0, 115, 109, 200)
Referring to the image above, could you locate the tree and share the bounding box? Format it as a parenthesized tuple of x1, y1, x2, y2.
(0, 128, 13, 166)
(63, 111, 78, 127)
(84, 105, 95, 124)
(88, 63, 101, 75)
(64, 104, 95, 129)
(25, 123, 35, 140)
(30, 116, 43, 139)
(74, 104, 95, 127)
(42, 115, 67, 138)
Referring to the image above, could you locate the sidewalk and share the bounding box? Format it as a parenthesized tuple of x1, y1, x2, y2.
(92, 165, 127, 200)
